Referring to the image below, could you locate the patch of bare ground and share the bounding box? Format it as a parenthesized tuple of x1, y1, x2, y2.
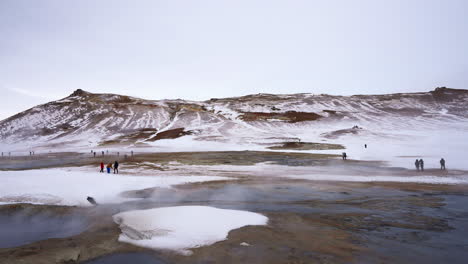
(268, 142, 345, 150)
(146, 128, 194, 141)
(240, 111, 322, 123)
(129, 151, 340, 166)
(99, 128, 158, 146)
(430, 87, 468, 102)
(170, 212, 363, 264)
(315, 212, 451, 233)
(321, 127, 363, 139)
(360, 181, 468, 193)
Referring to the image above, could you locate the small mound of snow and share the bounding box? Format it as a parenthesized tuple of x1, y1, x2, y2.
(113, 206, 268, 255)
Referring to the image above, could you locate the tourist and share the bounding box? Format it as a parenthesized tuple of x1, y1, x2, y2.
(440, 158, 446, 170)
(106, 163, 112, 173)
(415, 159, 420, 171)
(114, 161, 119, 174)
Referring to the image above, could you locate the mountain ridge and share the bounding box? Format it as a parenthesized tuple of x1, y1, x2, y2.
(1, 87, 467, 149)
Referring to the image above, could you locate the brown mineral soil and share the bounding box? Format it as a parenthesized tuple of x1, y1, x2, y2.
(268, 141, 345, 150)
(0, 151, 343, 170)
(0, 152, 468, 264)
(240, 111, 322, 123)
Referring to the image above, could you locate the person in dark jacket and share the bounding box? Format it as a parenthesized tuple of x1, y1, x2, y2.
(440, 158, 446, 170)
(100, 162, 104, 173)
(342, 152, 347, 160)
(415, 159, 420, 171)
(419, 159, 424, 171)
(114, 161, 119, 174)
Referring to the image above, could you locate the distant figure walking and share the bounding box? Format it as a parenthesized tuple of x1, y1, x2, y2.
(100, 162, 104, 173)
(93, 152, 96, 158)
(102, 151, 104, 156)
(131, 150, 134, 157)
(106, 163, 112, 173)
(364, 144, 367, 148)
(440, 158, 446, 170)
(415, 159, 420, 171)
(342, 152, 347, 160)
(114, 161, 119, 174)
(419, 159, 424, 171)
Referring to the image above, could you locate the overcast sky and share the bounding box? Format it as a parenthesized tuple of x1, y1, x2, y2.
(1, 0, 467, 120)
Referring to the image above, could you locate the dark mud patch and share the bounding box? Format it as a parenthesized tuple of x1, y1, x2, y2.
(268, 141, 345, 150)
(128, 151, 340, 166)
(240, 111, 322, 123)
(321, 127, 364, 139)
(146, 128, 194, 141)
(83, 252, 167, 264)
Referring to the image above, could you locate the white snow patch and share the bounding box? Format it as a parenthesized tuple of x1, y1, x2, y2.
(113, 206, 268, 255)
(0, 169, 231, 206)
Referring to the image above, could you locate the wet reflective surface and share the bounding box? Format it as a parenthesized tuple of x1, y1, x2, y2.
(0, 211, 88, 248)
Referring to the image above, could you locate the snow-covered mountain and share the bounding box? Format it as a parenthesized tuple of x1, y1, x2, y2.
(1, 87, 467, 150)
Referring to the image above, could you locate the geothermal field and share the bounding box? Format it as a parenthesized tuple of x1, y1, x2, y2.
(1, 88, 468, 264)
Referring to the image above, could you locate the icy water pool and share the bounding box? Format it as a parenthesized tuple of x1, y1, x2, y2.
(84, 253, 167, 264)
(0, 211, 88, 248)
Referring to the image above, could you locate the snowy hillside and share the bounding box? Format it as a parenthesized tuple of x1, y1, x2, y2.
(1, 87, 467, 152)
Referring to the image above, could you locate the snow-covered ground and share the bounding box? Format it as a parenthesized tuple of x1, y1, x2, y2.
(155, 162, 468, 185)
(0, 168, 231, 206)
(113, 206, 268, 255)
(294, 126, 468, 170)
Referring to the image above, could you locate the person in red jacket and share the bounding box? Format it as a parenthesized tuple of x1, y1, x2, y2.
(100, 162, 104, 173)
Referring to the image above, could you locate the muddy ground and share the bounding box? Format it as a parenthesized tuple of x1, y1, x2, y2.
(0, 151, 467, 264)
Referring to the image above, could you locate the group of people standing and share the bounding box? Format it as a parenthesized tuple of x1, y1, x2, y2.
(415, 158, 446, 171)
(100, 161, 119, 174)
(415, 159, 424, 171)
